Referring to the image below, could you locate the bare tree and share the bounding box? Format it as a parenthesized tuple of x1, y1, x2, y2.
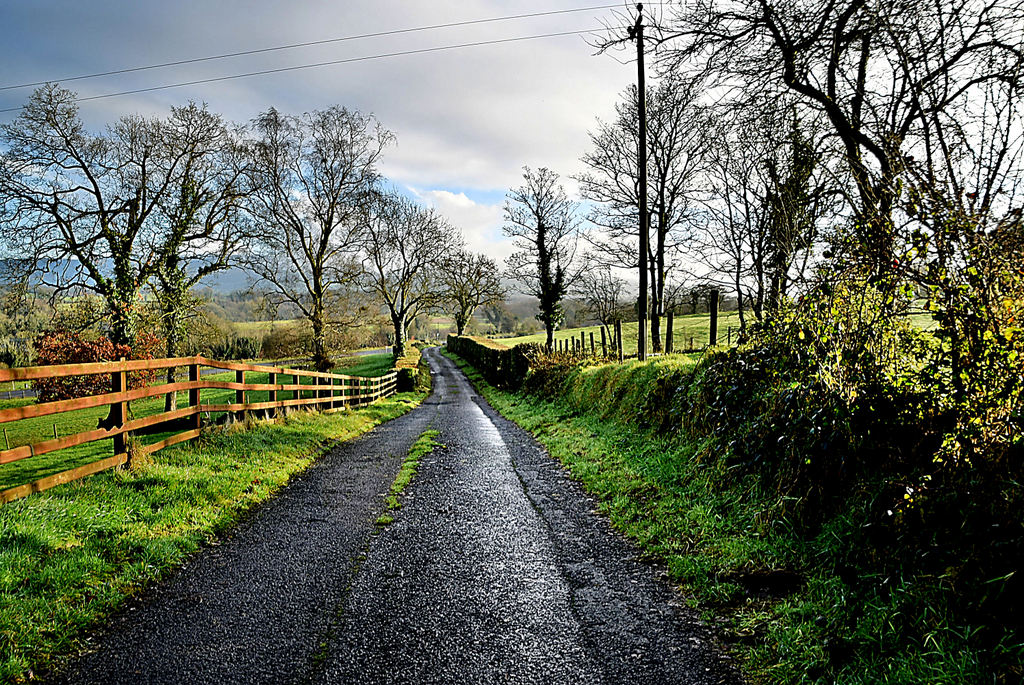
(361, 192, 462, 357)
(698, 101, 835, 329)
(576, 74, 712, 352)
(697, 126, 768, 330)
(574, 264, 627, 344)
(244, 105, 391, 371)
(651, 0, 1024, 274)
(503, 167, 583, 350)
(481, 303, 518, 335)
(440, 249, 505, 336)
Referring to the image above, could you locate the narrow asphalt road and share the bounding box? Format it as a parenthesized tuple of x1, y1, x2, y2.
(59, 347, 741, 684)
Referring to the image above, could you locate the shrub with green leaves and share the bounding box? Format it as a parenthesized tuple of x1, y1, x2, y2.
(0, 337, 31, 368)
(209, 335, 262, 361)
(684, 285, 1022, 677)
(260, 323, 310, 360)
(445, 335, 538, 389)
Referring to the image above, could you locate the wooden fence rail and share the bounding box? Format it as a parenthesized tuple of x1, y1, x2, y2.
(0, 355, 398, 504)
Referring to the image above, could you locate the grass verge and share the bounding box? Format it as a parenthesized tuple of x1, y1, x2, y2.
(333, 353, 394, 377)
(0, 389, 426, 683)
(376, 429, 440, 526)
(443, 349, 994, 684)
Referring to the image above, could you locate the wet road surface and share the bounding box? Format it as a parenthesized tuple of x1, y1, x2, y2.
(59, 347, 740, 684)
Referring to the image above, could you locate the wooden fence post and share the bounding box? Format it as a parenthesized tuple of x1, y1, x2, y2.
(727, 327, 732, 346)
(189, 362, 200, 430)
(600, 327, 607, 357)
(666, 312, 675, 354)
(689, 335, 694, 351)
(235, 369, 245, 422)
(111, 357, 127, 458)
(268, 371, 277, 417)
(590, 332, 595, 356)
(615, 321, 624, 362)
(709, 289, 720, 346)
(580, 331, 585, 353)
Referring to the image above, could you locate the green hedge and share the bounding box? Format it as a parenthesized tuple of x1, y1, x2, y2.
(445, 335, 538, 389)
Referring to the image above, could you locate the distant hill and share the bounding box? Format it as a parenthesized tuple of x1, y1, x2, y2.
(1, 257, 255, 294)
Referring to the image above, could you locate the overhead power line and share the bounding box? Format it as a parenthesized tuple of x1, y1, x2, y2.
(0, 30, 592, 113)
(0, 3, 625, 92)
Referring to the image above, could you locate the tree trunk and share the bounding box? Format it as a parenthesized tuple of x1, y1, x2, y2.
(311, 309, 331, 372)
(651, 206, 666, 353)
(651, 312, 662, 354)
(665, 311, 674, 354)
(736, 287, 747, 334)
(545, 325, 554, 352)
(102, 292, 134, 429)
(164, 313, 181, 412)
(392, 315, 407, 359)
(108, 298, 134, 348)
(768, 270, 784, 316)
(709, 290, 720, 346)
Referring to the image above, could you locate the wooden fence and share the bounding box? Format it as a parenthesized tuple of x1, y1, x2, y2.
(0, 356, 398, 504)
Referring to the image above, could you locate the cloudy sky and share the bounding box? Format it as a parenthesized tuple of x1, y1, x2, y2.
(0, 0, 645, 263)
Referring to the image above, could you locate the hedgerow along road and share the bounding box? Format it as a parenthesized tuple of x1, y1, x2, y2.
(60, 347, 741, 684)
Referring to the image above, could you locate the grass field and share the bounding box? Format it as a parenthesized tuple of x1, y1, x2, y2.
(492, 308, 937, 352)
(0, 387, 426, 682)
(333, 353, 393, 377)
(229, 318, 301, 338)
(0, 353, 396, 492)
(493, 311, 745, 353)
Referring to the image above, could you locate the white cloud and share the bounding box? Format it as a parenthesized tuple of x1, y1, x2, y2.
(414, 188, 513, 263)
(1, 1, 637, 262)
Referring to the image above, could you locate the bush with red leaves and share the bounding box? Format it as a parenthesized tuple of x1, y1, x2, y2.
(32, 330, 164, 403)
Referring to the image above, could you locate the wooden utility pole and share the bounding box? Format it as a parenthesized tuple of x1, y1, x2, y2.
(629, 4, 649, 361)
